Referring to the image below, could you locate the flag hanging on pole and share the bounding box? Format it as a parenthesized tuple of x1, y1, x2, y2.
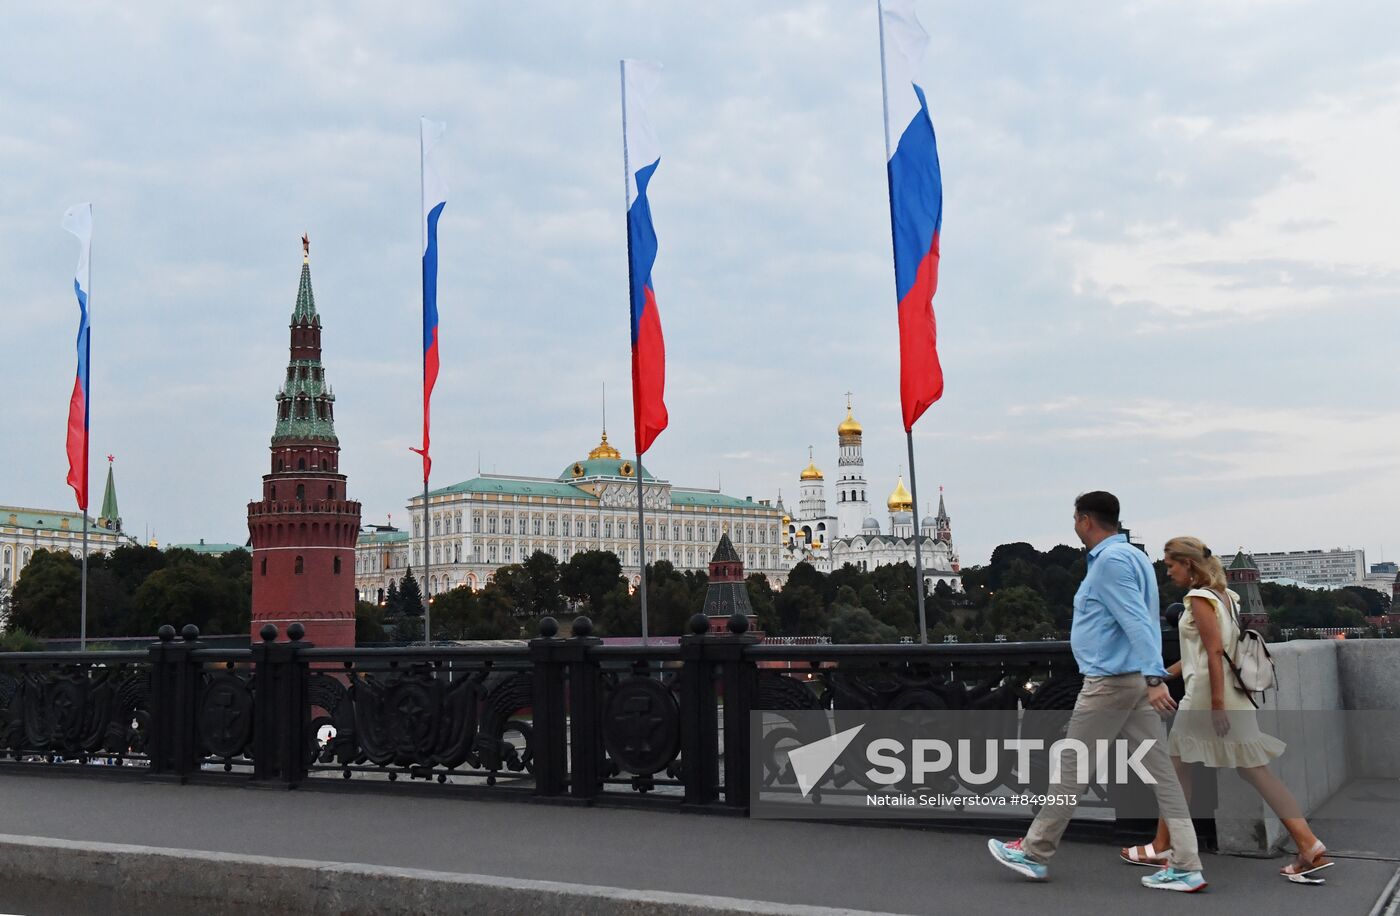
(879, 0, 944, 432)
(61, 203, 93, 510)
(620, 59, 668, 456)
(412, 118, 447, 482)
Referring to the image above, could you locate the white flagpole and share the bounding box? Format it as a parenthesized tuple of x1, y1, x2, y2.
(879, 1, 928, 642)
(620, 61, 650, 646)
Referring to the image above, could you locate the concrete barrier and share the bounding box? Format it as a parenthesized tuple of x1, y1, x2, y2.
(0, 834, 886, 916)
(1214, 639, 1400, 855)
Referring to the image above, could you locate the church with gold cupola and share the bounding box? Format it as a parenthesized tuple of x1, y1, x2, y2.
(780, 398, 961, 592)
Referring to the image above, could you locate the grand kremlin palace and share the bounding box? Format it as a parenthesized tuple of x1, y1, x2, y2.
(355, 431, 786, 601)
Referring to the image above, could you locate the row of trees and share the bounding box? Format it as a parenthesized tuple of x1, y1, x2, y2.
(4, 541, 1388, 646)
(4, 545, 251, 639)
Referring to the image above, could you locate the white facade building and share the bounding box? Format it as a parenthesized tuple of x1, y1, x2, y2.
(781, 401, 962, 593)
(355, 431, 786, 599)
(1251, 548, 1367, 588)
(1, 504, 133, 626)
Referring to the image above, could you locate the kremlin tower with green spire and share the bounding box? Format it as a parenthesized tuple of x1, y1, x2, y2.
(246, 237, 361, 646)
(97, 455, 121, 532)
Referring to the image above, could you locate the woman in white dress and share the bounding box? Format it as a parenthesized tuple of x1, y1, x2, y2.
(1120, 537, 1332, 880)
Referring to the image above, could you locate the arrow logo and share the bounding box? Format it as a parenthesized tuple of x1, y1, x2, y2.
(787, 724, 865, 798)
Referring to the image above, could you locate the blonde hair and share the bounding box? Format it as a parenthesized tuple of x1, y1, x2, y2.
(1164, 536, 1228, 592)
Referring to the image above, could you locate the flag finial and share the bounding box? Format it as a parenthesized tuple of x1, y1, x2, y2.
(301, 233, 309, 262)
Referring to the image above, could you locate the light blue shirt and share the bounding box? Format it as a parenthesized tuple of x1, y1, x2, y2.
(1070, 533, 1167, 678)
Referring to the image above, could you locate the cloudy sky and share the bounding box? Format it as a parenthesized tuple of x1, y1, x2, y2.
(4, 1, 1397, 568)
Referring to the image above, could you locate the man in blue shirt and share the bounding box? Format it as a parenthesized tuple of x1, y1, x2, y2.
(988, 492, 1206, 893)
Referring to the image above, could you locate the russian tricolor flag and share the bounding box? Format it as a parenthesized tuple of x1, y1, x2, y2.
(414, 118, 447, 482)
(62, 203, 93, 510)
(621, 60, 668, 456)
(880, 0, 944, 432)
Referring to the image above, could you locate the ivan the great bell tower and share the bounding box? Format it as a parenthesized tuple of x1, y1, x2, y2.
(246, 238, 361, 646)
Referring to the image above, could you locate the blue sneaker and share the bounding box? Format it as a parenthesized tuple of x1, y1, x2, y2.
(987, 838, 1048, 881)
(1141, 866, 1208, 892)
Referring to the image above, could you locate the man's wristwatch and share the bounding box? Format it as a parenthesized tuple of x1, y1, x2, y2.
(1145, 676, 1164, 687)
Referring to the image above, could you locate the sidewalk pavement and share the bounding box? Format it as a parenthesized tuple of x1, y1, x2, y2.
(1, 772, 1396, 915)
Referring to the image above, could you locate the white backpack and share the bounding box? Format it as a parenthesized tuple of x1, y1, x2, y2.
(1218, 590, 1276, 706)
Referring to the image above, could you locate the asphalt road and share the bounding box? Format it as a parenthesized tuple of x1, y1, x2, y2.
(0, 772, 1395, 915)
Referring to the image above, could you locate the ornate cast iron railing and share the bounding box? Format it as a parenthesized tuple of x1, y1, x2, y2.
(0, 613, 1135, 828)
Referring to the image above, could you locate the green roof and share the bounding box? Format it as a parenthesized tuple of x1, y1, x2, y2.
(557, 458, 656, 481)
(292, 260, 318, 322)
(169, 541, 245, 555)
(99, 463, 120, 526)
(1, 506, 100, 532)
(1228, 551, 1258, 571)
(359, 529, 411, 545)
(670, 490, 777, 512)
(425, 477, 599, 501)
(272, 258, 338, 444)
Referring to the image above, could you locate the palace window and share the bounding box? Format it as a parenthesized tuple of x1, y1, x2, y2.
(605, 521, 613, 538)
(646, 523, 653, 539)
(673, 525, 680, 541)
(473, 514, 482, 533)
(454, 513, 462, 533)
(685, 525, 693, 540)
(576, 520, 584, 537)
(434, 517, 442, 535)
(488, 516, 497, 534)
(474, 544, 482, 560)
(533, 519, 542, 536)
(504, 546, 513, 562)
(547, 519, 556, 536)
(590, 521, 599, 538)
(489, 545, 498, 562)
(503, 518, 512, 535)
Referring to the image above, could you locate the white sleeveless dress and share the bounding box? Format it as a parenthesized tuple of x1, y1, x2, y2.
(1168, 588, 1285, 768)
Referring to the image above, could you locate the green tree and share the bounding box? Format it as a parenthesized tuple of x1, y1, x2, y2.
(746, 573, 779, 634)
(829, 604, 898, 644)
(7, 550, 81, 636)
(776, 584, 827, 636)
(561, 550, 626, 618)
(0, 628, 44, 651)
(397, 568, 424, 617)
(518, 551, 564, 616)
(988, 585, 1055, 639)
(385, 579, 401, 615)
(355, 600, 387, 644)
(105, 544, 166, 594)
(433, 585, 522, 640)
(130, 559, 251, 636)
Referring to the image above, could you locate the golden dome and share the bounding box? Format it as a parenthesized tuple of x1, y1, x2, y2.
(887, 476, 914, 513)
(799, 461, 824, 481)
(588, 430, 622, 461)
(837, 406, 862, 438)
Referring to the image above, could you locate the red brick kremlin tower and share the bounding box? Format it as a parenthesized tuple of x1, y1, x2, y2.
(246, 237, 361, 646)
